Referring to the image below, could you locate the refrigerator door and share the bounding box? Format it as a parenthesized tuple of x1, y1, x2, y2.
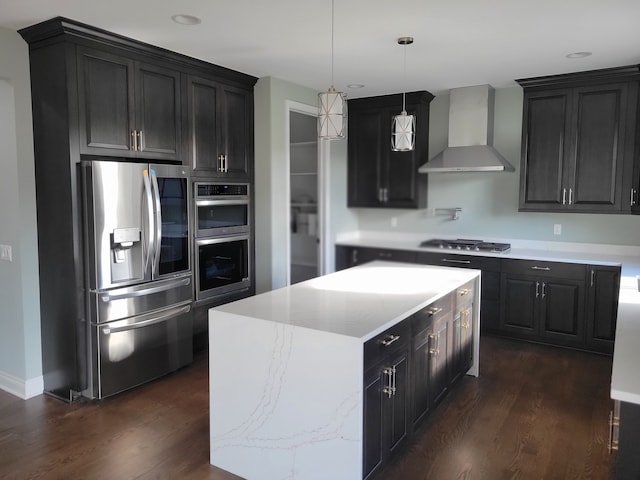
(84, 160, 152, 290)
(91, 301, 193, 398)
(149, 163, 191, 279)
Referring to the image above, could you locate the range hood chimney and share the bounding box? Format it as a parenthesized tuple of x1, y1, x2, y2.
(419, 84, 515, 173)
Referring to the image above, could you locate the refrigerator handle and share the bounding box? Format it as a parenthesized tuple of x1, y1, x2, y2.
(142, 170, 155, 274)
(150, 169, 162, 275)
(99, 276, 191, 302)
(101, 304, 191, 335)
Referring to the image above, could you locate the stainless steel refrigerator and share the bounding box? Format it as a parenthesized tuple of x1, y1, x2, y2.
(81, 160, 193, 399)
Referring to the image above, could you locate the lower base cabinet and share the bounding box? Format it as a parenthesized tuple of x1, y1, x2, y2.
(612, 401, 640, 479)
(364, 286, 476, 479)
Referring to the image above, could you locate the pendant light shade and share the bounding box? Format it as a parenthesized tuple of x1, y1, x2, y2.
(391, 37, 415, 152)
(318, 0, 346, 139)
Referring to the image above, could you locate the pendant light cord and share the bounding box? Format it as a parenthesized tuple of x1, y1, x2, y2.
(402, 42, 407, 113)
(331, 0, 335, 88)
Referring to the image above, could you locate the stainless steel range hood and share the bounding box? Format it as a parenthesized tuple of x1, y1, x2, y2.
(419, 84, 515, 173)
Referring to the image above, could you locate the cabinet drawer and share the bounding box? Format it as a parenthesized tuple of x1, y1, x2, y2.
(456, 280, 475, 308)
(364, 319, 410, 367)
(417, 252, 501, 271)
(410, 294, 452, 334)
(501, 258, 585, 279)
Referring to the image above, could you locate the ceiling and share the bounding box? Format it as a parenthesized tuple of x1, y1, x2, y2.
(2, 0, 640, 98)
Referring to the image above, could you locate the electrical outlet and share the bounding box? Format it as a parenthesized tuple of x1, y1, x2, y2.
(553, 224, 562, 236)
(0, 244, 12, 262)
(391, 217, 398, 227)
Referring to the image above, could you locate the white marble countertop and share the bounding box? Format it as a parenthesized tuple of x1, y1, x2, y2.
(336, 231, 640, 405)
(215, 260, 480, 342)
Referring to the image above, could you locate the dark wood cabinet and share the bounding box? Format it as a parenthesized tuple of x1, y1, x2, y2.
(586, 265, 621, 354)
(417, 251, 501, 333)
(517, 67, 640, 213)
(335, 245, 417, 269)
(348, 91, 433, 209)
(363, 320, 410, 480)
(451, 282, 474, 383)
(186, 75, 253, 178)
(77, 47, 182, 161)
(500, 259, 586, 348)
(614, 401, 640, 479)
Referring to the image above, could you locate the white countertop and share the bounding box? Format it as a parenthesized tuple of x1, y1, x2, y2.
(214, 260, 480, 342)
(336, 231, 640, 405)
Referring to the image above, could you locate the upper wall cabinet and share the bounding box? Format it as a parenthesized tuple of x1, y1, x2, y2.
(186, 75, 253, 178)
(347, 91, 433, 209)
(77, 47, 182, 161)
(517, 67, 640, 213)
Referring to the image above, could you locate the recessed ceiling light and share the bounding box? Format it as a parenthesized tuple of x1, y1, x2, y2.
(171, 14, 202, 25)
(566, 51, 592, 59)
(347, 84, 365, 89)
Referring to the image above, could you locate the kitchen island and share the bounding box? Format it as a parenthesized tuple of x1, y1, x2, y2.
(208, 261, 480, 480)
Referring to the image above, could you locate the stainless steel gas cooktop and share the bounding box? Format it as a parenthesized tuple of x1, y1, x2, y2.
(419, 238, 511, 253)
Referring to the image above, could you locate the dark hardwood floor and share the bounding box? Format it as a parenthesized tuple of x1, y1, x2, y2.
(0, 336, 615, 479)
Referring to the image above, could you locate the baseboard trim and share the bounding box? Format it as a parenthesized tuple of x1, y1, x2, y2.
(0, 370, 44, 399)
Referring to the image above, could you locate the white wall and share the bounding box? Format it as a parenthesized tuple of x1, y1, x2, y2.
(355, 87, 640, 246)
(254, 76, 356, 293)
(0, 27, 43, 399)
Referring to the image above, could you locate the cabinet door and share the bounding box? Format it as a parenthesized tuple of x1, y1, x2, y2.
(348, 108, 384, 207)
(412, 327, 431, 426)
(386, 350, 409, 455)
(187, 75, 221, 171)
(219, 84, 252, 177)
(538, 279, 585, 347)
(499, 274, 539, 338)
(586, 265, 620, 353)
(519, 89, 571, 210)
(77, 47, 135, 156)
(569, 84, 631, 211)
(135, 62, 181, 160)
(429, 313, 450, 407)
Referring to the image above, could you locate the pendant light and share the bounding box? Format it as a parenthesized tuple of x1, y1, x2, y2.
(391, 36, 415, 151)
(318, 0, 347, 139)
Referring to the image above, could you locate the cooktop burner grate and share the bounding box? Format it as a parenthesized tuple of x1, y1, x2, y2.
(419, 238, 511, 253)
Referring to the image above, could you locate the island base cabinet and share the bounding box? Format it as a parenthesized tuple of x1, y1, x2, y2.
(614, 401, 640, 479)
(363, 327, 410, 480)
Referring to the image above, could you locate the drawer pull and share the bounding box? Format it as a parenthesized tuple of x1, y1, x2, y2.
(531, 266, 551, 271)
(380, 335, 400, 346)
(428, 307, 443, 316)
(442, 259, 471, 265)
(459, 288, 471, 296)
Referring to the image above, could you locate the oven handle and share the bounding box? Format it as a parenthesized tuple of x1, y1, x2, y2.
(196, 235, 250, 246)
(195, 199, 249, 207)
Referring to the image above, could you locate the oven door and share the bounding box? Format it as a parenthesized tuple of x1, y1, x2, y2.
(195, 199, 250, 237)
(195, 235, 251, 301)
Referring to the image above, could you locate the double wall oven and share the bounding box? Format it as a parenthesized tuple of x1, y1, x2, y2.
(193, 182, 252, 302)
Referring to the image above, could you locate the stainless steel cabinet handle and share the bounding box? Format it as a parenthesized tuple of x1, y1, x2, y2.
(591, 269, 595, 287)
(381, 334, 400, 346)
(217, 155, 224, 172)
(427, 306, 443, 316)
(531, 266, 551, 271)
(130, 130, 137, 151)
(562, 188, 567, 205)
(383, 366, 396, 398)
(378, 187, 383, 202)
(442, 259, 471, 265)
(428, 333, 440, 356)
(459, 288, 471, 296)
(351, 249, 358, 264)
(536, 281, 540, 298)
(569, 188, 573, 205)
(631, 188, 637, 207)
(137, 130, 143, 151)
(541, 282, 546, 299)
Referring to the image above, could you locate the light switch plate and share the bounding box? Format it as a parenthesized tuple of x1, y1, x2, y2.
(553, 224, 562, 236)
(0, 244, 12, 262)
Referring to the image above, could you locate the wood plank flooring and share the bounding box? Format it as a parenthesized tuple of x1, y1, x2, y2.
(0, 336, 615, 479)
